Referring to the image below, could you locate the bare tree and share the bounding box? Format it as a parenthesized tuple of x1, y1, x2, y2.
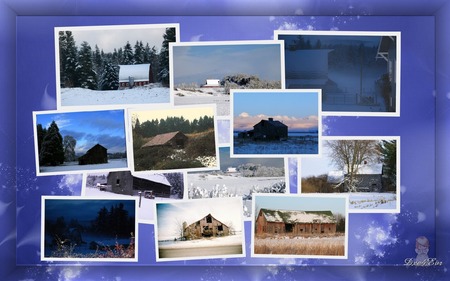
(325, 140, 379, 192)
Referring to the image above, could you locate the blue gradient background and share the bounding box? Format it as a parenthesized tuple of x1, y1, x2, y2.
(1, 0, 449, 280)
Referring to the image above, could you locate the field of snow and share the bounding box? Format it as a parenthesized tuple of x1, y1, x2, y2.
(233, 136, 318, 155)
(84, 186, 177, 222)
(348, 192, 397, 210)
(158, 234, 243, 249)
(61, 84, 170, 107)
(173, 87, 230, 116)
(39, 159, 127, 174)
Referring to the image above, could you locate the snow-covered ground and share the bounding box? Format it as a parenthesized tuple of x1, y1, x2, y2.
(233, 136, 318, 155)
(84, 185, 177, 222)
(60, 84, 170, 107)
(158, 234, 243, 249)
(348, 192, 397, 210)
(39, 159, 127, 174)
(173, 87, 230, 116)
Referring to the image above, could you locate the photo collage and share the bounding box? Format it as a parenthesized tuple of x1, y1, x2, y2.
(35, 24, 401, 262)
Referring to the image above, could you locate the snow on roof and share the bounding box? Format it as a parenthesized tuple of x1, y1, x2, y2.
(355, 163, 383, 175)
(260, 208, 336, 224)
(131, 171, 171, 186)
(141, 131, 185, 148)
(119, 64, 150, 82)
(327, 170, 344, 183)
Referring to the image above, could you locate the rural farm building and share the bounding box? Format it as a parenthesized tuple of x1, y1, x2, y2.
(376, 36, 397, 112)
(106, 170, 171, 197)
(118, 64, 153, 89)
(327, 163, 384, 192)
(183, 213, 230, 240)
(141, 131, 188, 149)
(202, 79, 221, 88)
(78, 144, 108, 165)
(255, 208, 337, 235)
(251, 118, 288, 141)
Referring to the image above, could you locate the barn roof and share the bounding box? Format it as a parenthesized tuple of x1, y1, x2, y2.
(119, 64, 151, 82)
(328, 163, 383, 181)
(141, 131, 186, 148)
(86, 143, 107, 153)
(131, 172, 171, 186)
(186, 213, 229, 229)
(260, 208, 336, 224)
(255, 118, 287, 128)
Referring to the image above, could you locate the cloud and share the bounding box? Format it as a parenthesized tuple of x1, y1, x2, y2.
(277, 22, 299, 30)
(57, 174, 82, 194)
(190, 34, 204, 42)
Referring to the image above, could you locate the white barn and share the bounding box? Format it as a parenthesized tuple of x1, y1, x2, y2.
(202, 79, 221, 88)
(118, 64, 153, 89)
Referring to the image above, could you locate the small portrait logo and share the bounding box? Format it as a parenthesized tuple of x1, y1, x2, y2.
(404, 236, 443, 267)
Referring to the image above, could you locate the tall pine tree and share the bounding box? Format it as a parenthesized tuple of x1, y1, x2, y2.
(158, 28, 176, 86)
(59, 31, 79, 87)
(122, 41, 135, 65)
(39, 121, 65, 166)
(78, 41, 97, 90)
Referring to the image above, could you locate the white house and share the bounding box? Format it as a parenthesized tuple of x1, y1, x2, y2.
(202, 79, 221, 88)
(118, 64, 153, 89)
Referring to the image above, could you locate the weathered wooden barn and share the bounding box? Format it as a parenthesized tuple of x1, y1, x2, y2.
(78, 144, 108, 165)
(327, 163, 383, 192)
(255, 208, 337, 236)
(141, 131, 188, 149)
(252, 118, 288, 141)
(183, 213, 230, 240)
(106, 171, 171, 197)
(118, 64, 153, 89)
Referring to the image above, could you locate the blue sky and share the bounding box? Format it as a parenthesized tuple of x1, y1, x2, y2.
(36, 110, 126, 154)
(254, 194, 346, 217)
(172, 43, 282, 86)
(233, 90, 319, 132)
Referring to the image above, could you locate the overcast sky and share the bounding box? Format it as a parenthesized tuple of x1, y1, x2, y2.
(60, 24, 177, 53)
(232, 90, 319, 132)
(36, 110, 126, 154)
(156, 197, 243, 240)
(172, 42, 282, 86)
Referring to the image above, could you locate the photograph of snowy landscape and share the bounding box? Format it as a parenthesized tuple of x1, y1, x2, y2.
(300, 137, 399, 212)
(42, 197, 137, 261)
(155, 197, 244, 261)
(33, 109, 128, 175)
(84, 170, 184, 222)
(55, 24, 178, 107)
(232, 90, 321, 156)
(187, 146, 286, 218)
(275, 31, 400, 115)
(252, 194, 348, 258)
(130, 105, 218, 172)
(170, 41, 283, 116)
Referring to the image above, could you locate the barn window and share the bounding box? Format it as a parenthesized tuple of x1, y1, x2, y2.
(206, 215, 212, 223)
(218, 225, 223, 231)
(116, 179, 120, 185)
(285, 223, 293, 232)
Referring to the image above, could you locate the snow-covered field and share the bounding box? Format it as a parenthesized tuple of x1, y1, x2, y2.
(84, 186, 177, 222)
(39, 159, 127, 174)
(158, 234, 243, 249)
(173, 87, 230, 116)
(348, 192, 397, 210)
(60, 84, 170, 107)
(233, 136, 318, 155)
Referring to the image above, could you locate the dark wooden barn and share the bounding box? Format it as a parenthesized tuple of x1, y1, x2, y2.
(141, 131, 188, 149)
(106, 171, 171, 197)
(252, 118, 288, 140)
(183, 213, 230, 240)
(255, 208, 337, 236)
(78, 144, 108, 165)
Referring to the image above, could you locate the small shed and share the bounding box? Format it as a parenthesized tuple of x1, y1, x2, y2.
(252, 118, 288, 141)
(118, 64, 153, 89)
(255, 208, 337, 236)
(107, 171, 171, 197)
(141, 131, 188, 149)
(78, 144, 108, 165)
(202, 79, 221, 88)
(183, 213, 230, 240)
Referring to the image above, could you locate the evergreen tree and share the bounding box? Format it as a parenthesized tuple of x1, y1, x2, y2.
(78, 41, 97, 90)
(378, 140, 397, 187)
(63, 135, 77, 162)
(158, 28, 176, 86)
(39, 121, 65, 166)
(99, 61, 119, 90)
(36, 124, 47, 155)
(59, 31, 79, 87)
(122, 41, 135, 65)
(134, 41, 145, 64)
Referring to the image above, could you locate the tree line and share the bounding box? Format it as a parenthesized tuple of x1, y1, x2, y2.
(133, 115, 214, 138)
(37, 121, 77, 166)
(58, 27, 175, 90)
